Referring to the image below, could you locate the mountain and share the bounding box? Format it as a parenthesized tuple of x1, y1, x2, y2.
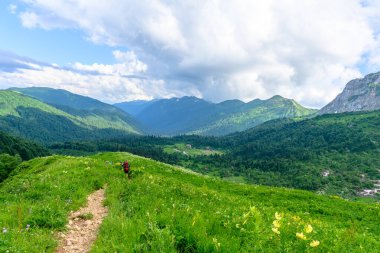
(193, 95, 316, 135)
(121, 95, 316, 136)
(1, 152, 379, 251)
(9, 87, 140, 129)
(114, 99, 158, 116)
(0, 90, 140, 143)
(320, 71, 380, 114)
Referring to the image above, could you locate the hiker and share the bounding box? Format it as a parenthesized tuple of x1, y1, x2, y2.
(122, 160, 131, 178)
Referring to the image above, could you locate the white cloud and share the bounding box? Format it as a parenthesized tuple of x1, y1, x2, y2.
(72, 50, 147, 76)
(8, 4, 18, 14)
(0, 51, 172, 103)
(13, 0, 380, 107)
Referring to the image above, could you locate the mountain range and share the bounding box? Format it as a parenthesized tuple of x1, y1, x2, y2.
(1, 70, 380, 142)
(115, 95, 316, 135)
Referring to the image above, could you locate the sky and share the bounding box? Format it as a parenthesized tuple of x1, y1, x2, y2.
(0, 0, 380, 108)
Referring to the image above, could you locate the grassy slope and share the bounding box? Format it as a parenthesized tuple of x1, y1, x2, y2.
(0, 152, 379, 252)
(9, 87, 140, 132)
(0, 91, 139, 143)
(163, 143, 223, 156)
(2, 90, 139, 133)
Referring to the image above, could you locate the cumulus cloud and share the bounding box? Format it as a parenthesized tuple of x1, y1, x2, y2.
(0, 50, 182, 103)
(10, 0, 380, 107)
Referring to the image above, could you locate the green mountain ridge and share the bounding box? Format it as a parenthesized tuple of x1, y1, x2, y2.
(9, 87, 141, 132)
(119, 95, 317, 136)
(0, 90, 140, 143)
(0, 152, 379, 251)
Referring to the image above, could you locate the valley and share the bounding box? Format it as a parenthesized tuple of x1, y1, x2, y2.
(0, 72, 380, 252)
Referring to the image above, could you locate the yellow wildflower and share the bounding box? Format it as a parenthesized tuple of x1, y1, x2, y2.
(275, 212, 283, 220)
(292, 215, 301, 222)
(272, 220, 281, 228)
(305, 224, 313, 234)
(310, 240, 320, 247)
(272, 227, 280, 235)
(296, 232, 307, 240)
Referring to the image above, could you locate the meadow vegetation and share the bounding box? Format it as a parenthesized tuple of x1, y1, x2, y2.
(0, 152, 379, 252)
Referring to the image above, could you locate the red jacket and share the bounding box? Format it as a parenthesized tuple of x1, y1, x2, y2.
(122, 161, 130, 173)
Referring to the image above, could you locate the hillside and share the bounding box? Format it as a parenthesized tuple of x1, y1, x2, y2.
(320, 71, 380, 114)
(114, 99, 158, 116)
(51, 110, 380, 198)
(124, 95, 316, 136)
(9, 87, 141, 132)
(0, 130, 49, 182)
(192, 95, 315, 135)
(0, 90, 140, 143)
(196, 110, 380, 197)
(0, 152, 379, 252)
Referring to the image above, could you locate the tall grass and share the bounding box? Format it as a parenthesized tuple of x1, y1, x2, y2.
(0, 152, 379, 252)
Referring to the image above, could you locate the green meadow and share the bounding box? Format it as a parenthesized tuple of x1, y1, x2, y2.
(0, 152, 379, 252)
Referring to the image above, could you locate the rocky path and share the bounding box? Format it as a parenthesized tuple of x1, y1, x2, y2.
(56, 188, 108, 253)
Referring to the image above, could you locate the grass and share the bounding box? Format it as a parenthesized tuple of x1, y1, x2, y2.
(163, 143, 223, 156)
(0, 152, 379, 252)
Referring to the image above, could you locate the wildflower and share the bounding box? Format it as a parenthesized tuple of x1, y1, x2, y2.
(272, 220, 281, 228)
(2, 227, 7, 233)
(296, 232, 307, 240)
(250, 206, 257, 214)
(272, 227, 280, 235)
(213, 238, 221, 250)
(292, 215, 301, 222)
(275, 212, 283, 220)
(26, 224, 30, 231)
(310, 240, 320, 247)
(305, 224, 313, 234)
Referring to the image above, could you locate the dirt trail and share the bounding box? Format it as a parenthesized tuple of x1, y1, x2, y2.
(56, 188, 108, 253)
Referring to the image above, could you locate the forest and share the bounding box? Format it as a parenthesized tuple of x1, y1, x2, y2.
(50, 110, 380, 199)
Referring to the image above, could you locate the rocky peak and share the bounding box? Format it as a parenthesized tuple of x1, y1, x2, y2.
(319, 71, 380, 114)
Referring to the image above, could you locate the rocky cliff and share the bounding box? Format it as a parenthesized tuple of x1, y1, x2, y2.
(319, 71, 380, 114)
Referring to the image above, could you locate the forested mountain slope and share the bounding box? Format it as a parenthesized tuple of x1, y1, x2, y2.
(124, 95, 316, 135)
(9, 87, 141, 132)
(0, 91, 140, 143)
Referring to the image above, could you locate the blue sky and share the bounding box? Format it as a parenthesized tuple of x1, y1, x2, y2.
(0, 1, 119, 65)
(0, 0, 379, 107)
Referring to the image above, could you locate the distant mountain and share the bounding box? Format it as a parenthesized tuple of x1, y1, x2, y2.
(9, 87, 140, 129)
(122, 95, 316, 135)
(193, 95, 316, 135)
(320, 71, 380, 114)
(113, 99, 158, 116)
(0, 90, 140, 143)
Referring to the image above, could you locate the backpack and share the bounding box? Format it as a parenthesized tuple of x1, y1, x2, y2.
(123, 161, 130, 173)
